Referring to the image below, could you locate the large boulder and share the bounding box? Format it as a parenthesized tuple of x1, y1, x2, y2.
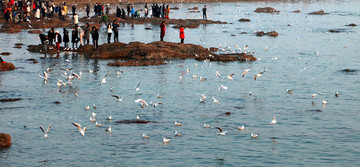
(238, 18, 251, 22)
(254, 7, 280, 13)
(0, 133, 11, 148)
(0, 62, 16, 71)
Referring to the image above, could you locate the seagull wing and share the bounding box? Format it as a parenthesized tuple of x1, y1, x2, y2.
(215, 127, 223, 132)
(40, 126, 46, 134)
(47, 124, 51, 133)
(72, 122, 82, 131)
(111, 95, 120, 99)
(136, 82, 141, 88)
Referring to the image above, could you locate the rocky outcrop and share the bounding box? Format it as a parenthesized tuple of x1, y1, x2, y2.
(27, 44, 63, 55)
(292, 9, 301, 13)
(238, 18, 250, 22)
(1, 52, 11, 56)
(0, 62, 16, 71)
(346, 23, 357, 27)
(309, 10, 329, 15)
(29, 41, 256, 66)
(0, 133, 11, 148)
(256, 31, 278, 37)
(254, 7, 280, 13)
(0, 98, 22, 102)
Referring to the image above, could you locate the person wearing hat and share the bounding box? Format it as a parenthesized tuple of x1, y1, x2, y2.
(55, 30, 62, 52)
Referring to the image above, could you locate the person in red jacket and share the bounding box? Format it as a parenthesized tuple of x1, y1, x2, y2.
(179, 26, 185, 44)
(160, 21, 166, 41)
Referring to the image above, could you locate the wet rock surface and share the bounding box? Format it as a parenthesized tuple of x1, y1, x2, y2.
(254, 7, 280, 13)
(256, 31, 278, 37)
(238, 18, 251, 22)
(309, 10, 329, 15)
(0, 62, 16, 71)
(0, 133, 11, 148)
(345, 23, 357, 27)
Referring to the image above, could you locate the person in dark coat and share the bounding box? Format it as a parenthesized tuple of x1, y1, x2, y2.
(86, 4, 90, 18)
(112, 20, 120, 42)
(127, 4, 130, 16)
(160, 21, 166, 41)
(63, 28, 69, 50)
(84, 23, 91, 45)
(91, 27, 99, 49)
(121, 8, 126, 20)
(202, 5, 207, 20)
(71, 27, 78, 50)
(47, 28, 56, 45)
(116, 6, 121, 18)
(72, 5, 76, 17)
(55, 30, 62, 52)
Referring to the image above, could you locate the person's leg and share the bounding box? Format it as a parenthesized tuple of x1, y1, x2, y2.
(95, 40, 98, 49)
(108, 33, 111, 43)
(181, 38, 184, 44)
(57, 43, 60, 51)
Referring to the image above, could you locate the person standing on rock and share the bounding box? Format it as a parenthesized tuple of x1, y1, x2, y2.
(74, 13, 79, 25)
(165, 5, 170, 19)
(202, 5, 207, 20)
(86, 4, 90, 18)
(63, 28, 69, 50)
(91, 27, 99, 50)
(107, 23, 112, 43)
(71, 27, 78, 50)
(55, 30, 62, 52)
(48, 28, 55, 45)
(160, 21, 166, 41)
(127, 4, 130, 16)
(99, 13, 108, 25)
(121, 8, 126, 21)
(84, 23, 91, 45)
(77, 25, 85, 47)
(72, 5, 76, 17)
(116, 6, 121, 18)
(106, 5, 109, 15)
(112, 20, 120, 42)
(180, 26, 185, 44)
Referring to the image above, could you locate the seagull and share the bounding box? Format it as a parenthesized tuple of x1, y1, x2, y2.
(107, 115, 112, 120)
(93, 104, 97, 109)
(72, 122, 87, 136)
(111, 95, 125, 102)
(237, 125, 245, 130)
(116, 70, 124, 75)
(89, 70, 94, 73)
(322, 99, 328, 105)
(200, 77, 207, 81)
(242, 69, 250, 78)
(286, 89, 293, 94)
(215, 127, 227, 136)
(85, 106, 90, 110)
(251, 132, 258, 138)
(150, 102, 162, 108)
(135, 82, 141, 91)
(270, 117, 277, 124)
(227, 73, 234, 81)
(135, 99, 148, 108)
(203, 124, 211, 128)
(315, 51, 319, 56)
(142, 133, 149, 138)
(72, 72, 81, 79)
(136, 114, 140, 120)
(175, 121, 182, 126)
(75, 93, 79, 98)
(312, 93, 317, 98)
(195, 91, 207, 99)
(39, 71, 50, 80)
(46, 68, 52, 73)
(175, 131, 182, 137)
(106, 126, 111, 133)
(216, 71, 221, 77)
(95, 122, 102, 127)
(200, 98, 206, 103)
(90, 116, 96, 122)
(92, 112, 97, 118)
(219, 85, 228, 91)
(163, 137, 171, 143)
(192, 75, 197, 78)
(157, 94, 162, 98)
(39, 124, 51, 138)
(98, 74, 107, 86)
(335, 92, 339, 97)
(249, 91, 252, 96)
(60, 67, 73, 71)
(212, 96, 220, 104)
(186, 68, 190, 73)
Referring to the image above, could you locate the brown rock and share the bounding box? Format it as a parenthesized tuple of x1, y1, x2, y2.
(189, 10, 200, 13)
(13, 46, 21, 49)
(346, 23, 357, 27)
(292, 9, 301, 13)
(266, 31, 279, 37)
(28, 30, 43, 34)
(108, 60, 166, 66)
(1, 52, 11, 56)
(188, 7, 199, 10)
(15, 43, 24, 46)
(256, 31, 266, 36)
(0, 98, 22, 102)
(238, 18, 250, 22)
(0, 62, 16, 71)
(0, 133, 11, 148)
(170, 7, 179, 10)
(309, 10, 329, 15)
(208, 47, 219, 52)
(254, 7, 280, 13)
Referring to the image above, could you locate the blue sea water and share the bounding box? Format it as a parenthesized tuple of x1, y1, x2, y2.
(1, 0, 360, 166)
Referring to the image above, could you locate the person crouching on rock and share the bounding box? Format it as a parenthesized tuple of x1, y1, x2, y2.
(71, 27, 79, 50)
(160, 21, 166, 41)
(180, 26, 185, 44)
(55, 30, 62, 52)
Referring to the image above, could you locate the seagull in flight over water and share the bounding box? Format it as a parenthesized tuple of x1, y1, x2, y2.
(39, 124, 51, 138)
(111, 95, 125, 102)
(72, 122, 87, 136)
(215, 127, 227, 135)
(98, 74, 107, 86)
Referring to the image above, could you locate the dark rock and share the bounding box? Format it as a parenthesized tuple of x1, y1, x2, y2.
(266, 31, 279, 37)
(144, 27, 152, 30)
(0, 98, 22, 102)
(188, 7, 199, 10)
(15, 43, 24, 46)
(0, 133, 11, 148)
(1, 52, 11, 56)
(341, 69, 357, 73)
(54, 101, 61, 104)
(13, 46, 21, 49)
(28, 30, 43, 34)
(208, 47, 219, 52)
(170, 7, 179, 10)
(116, 120, 152, 124)
(240, 32, 247, 34)
(238, 18, 250, 22)
(309, 10, 329, 15)
(0, 62, 16, 71)
(346, 23, 357, 27)
(292, 9, 301, 13)
(256, 31, 266, 36)
(254, 7, 280, 13)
